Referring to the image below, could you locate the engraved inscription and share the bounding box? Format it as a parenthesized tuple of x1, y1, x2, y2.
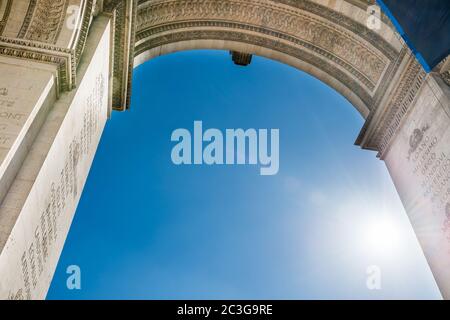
(13, 74, 105, 299)
(408, 128, 450, 254)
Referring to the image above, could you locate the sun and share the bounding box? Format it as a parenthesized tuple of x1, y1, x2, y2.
(363, 217, 403, 256)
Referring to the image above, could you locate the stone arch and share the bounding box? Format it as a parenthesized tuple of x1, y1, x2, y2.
(0, 0, 449, 300)
(131, 0, 404, 119)
(135, 39, 374, 116)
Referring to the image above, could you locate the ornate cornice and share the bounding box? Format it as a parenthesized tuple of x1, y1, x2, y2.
(18, 0, 38, 39)
(140, 19, 383, 90)
(136, 28, 374, 107)
(106, 0, 137, 111)
(0, 0, 97, 94)
(137, 0, 389, 88)
(134, 0, 400, 113)
(137, 0, 397, 60)
(272, 0, 397, 60)
(17, 0, 95, 64)
(356, 54, 427, 157)
(0, 36, 76, 92)
(74, 0, 96, 65)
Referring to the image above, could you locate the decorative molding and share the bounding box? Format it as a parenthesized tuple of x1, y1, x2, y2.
(137, 20, 382, 93)
(133, 0, 405, 115)
(127, 0, 138, 109)
(135, 28, 374, 107)
(21, 0, 69, 44)
(136, 0, 397, 59)
(0, 0, 13, 35)
(2, 0, 95, 93)
(106, 0, 137, 111)
(18, 0, 38, 38)
(272, 0, 397, 60)
(0, 36, 76, 92)
(74, 0, 95, 64)
(356, 55, 427, 157)
(355, 46, 409, 144)
(377, 58, 426, 156)
(111, 1, 126, 109)
(137, 0, 390, 90)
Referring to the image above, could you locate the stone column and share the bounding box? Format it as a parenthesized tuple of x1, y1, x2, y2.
(358, 53, 450, 299)
(0, 15, 111, 300)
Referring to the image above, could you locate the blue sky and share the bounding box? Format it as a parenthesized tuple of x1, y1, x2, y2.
(47, 50, 441, 299)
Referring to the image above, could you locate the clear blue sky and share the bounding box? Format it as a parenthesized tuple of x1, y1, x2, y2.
(47, 50, 441, 299)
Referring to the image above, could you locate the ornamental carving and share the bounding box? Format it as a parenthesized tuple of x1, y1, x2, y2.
(135, 28, 373, 107)
(358, 55, 427, 156)
(137, 0, 389, 89)
(22, 0, 69, 44)
(0, 36, 76, 91)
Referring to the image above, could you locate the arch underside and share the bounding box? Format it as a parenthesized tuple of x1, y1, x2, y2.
(135, 36, 373, 116)
(134, 0, 405, 118)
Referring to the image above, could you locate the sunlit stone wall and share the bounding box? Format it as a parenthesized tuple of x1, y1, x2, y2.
(383, 73, 450, 299)
(0, 16, 111, 300)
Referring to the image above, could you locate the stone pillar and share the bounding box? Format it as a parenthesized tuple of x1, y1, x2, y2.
(0, 15, 111, 300)
(0, 0, 136, 299)
(358, 53, 450, 299)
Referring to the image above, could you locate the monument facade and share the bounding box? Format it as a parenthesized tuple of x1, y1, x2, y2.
(0, 0, 448, 299)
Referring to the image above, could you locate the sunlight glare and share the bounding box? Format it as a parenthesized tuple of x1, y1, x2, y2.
(363, 216, 403, 256)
